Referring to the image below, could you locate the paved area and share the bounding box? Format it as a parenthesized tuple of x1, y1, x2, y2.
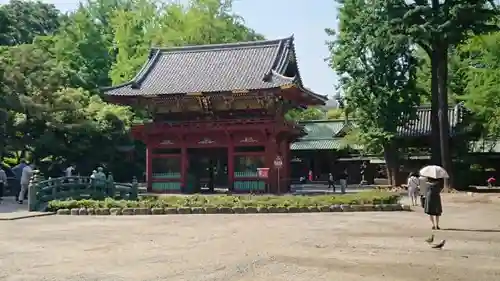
(0, 194, 500, 281)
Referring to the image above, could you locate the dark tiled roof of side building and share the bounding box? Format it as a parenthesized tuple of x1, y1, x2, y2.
(295, 104, 465, 140)
(102, 36, 327, 103)
(397, 104, 465, 137)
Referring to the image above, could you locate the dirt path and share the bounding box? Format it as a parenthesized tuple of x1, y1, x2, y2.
(0, 193, 499, 281)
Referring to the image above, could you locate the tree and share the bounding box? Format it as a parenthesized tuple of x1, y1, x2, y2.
(326, 108, 345, 120)
(460, 31, 500, 138)
(326, 0, 424, 185)
(0, 0, 61, 46)
(391, 0, 499, 186)
(285, 108, 325, 121)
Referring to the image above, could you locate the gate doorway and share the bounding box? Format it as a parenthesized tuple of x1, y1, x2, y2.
(186, 148, 228, 193)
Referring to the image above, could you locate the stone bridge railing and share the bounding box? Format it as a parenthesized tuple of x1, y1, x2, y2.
(28, 172, 138, 211)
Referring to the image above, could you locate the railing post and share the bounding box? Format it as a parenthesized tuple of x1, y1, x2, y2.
(107, 173, 115, 198)
(28, 170, 41, 212)
(131, 176, 138, 200)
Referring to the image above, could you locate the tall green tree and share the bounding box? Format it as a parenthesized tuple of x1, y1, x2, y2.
(459, 31, 500, 138)
(327, 0, 424, 185)
(391, 0, 498, 185)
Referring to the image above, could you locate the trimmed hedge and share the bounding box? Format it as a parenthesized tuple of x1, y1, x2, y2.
(47, 192, 400, 212)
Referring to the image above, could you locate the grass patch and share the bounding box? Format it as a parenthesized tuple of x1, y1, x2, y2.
(47, 192, 400, 212)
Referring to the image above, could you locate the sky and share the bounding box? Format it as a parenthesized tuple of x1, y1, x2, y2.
(1, 0, 339, 98)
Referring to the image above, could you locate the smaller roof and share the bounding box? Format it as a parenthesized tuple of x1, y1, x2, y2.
(103, 36, 326, 103)
(291, 139, 343, 150)
(398, 104, 465, 137)
(299, 120, 347, 139)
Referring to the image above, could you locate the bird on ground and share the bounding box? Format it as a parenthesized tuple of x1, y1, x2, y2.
(431, 240, 446, 249)
(425, 234, 434, 244)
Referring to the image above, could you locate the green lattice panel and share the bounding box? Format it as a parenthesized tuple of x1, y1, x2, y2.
(234, 181, 265, 192)
(152, 182, 181, 192)
(152, 172, 181, 179)
(234, 171, 258, 178)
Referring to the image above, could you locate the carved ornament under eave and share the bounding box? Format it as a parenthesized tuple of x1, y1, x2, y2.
(198, 137, 215, 145)
(240, 137, 258, 143)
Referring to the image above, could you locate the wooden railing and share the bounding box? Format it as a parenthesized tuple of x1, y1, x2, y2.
(28, 171, 139, 211)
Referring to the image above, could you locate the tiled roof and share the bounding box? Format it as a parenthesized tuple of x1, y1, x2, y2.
(299, 120, 347, 139)
(291, 120, 353, 150)
(102, 37, 326, 103)
(397, 104, 464, 137)
(290, 139, 343, 150)
(290, 104, 466, 151)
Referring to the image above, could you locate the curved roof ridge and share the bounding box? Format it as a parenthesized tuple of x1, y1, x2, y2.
(151, 36, 294, 53)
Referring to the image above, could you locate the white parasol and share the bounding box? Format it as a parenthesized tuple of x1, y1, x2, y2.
(419, 165, 449, 179)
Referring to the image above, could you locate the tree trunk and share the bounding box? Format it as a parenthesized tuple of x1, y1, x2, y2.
(383, 141, 399, 186)
(430, 43, 441, 166)
(437, 43, 452, 188)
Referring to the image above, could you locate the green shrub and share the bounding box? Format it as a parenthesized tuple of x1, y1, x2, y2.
(46, 192, 400, 211)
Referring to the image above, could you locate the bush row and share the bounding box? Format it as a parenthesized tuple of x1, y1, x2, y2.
(56, 203, 411, 215)
(47, 192, 400, 211)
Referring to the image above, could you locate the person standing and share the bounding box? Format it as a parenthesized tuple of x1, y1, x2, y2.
(328, 172, 335, 192)
(18, 163, 34, 204)
(418, 175, 428, 207)
(339, 169, 348, 194)
(0, 166, 8, 202)
(65, 164, 75, 177)
(424, 178, 443, 230)
(407, 172, 420, 206)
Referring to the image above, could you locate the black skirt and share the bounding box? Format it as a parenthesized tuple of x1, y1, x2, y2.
(424, 184, 442, 216)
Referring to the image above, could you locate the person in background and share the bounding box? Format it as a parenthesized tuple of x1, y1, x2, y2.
(90, 170, 97, 185)
(12, 159, 27, 181)
(18, 163, 34, 204)
(328, 172, 335, 192)
(487, 176, 496, 188)
(418, 174, 428, 207)
(407, 172, 420, 206)
(339, 169, 348, 194)
(65, 164, 75, 177)
(308, 170, 313, 183)
(0, 166, 8, 202)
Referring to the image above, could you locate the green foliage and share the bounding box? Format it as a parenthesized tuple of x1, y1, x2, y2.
(285, 107, 325, 121)
(326, 108, 344, 120)
(0, 0, 61, 46)
(459, 31, 500, 138)
(46, 192, 401, 211)
(326, 0, 423, 154)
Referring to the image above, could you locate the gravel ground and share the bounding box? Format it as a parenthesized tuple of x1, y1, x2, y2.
(0, 194, 499, 281)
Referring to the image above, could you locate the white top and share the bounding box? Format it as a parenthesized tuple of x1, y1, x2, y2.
(407, 176, 419, 190)
(20, 165, 33, 185)
(419, 176, 428, 195)
(65, 166, 74, 177)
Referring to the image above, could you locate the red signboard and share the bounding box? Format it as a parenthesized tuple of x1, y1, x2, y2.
(257, 168, 270, 179)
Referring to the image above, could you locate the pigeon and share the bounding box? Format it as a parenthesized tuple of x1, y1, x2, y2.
(425, 234, 434, 244)
(431, 240, 446, 249)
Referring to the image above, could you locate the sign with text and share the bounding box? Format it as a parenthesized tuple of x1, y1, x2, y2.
(273, 156, 283, 169)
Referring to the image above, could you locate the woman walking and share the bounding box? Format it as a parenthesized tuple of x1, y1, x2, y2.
(424, 178, 443, 230)
(407, 172, 420, 206)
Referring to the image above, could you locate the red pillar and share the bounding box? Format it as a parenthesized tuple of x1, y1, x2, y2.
(228, 135, 234, 191)
(265, 137, 279, 193)
(146, 145, 152, 192)
(181, 145, 187, 191)
(281, 140, 290, 193)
